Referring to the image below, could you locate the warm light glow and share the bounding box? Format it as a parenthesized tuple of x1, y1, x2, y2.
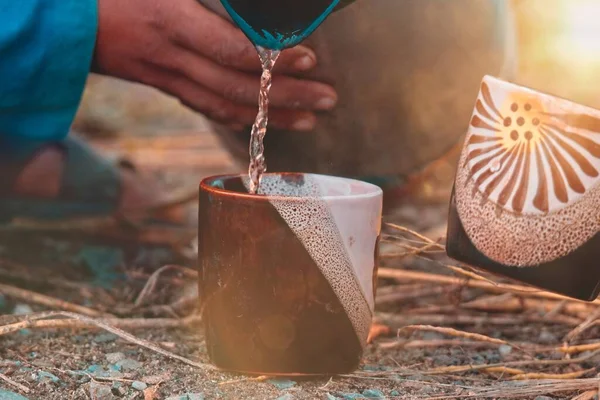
(555, 0, 600, 62)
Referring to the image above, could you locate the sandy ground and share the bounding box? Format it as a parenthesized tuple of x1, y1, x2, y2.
(2, 76, 600, 400)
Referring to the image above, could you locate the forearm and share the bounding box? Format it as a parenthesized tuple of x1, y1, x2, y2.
(0, 0, 97, 144)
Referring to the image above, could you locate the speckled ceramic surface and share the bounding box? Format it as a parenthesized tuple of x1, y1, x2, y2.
(447, 75, 600, 301)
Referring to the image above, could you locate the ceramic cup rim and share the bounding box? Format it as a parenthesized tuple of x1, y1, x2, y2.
(199, 172, 383, 202)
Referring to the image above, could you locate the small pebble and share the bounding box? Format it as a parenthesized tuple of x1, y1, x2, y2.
(362, 389, 385, 399)
(418, 386, 434, 394)
(89, 382, 114, 400)
(434, 355, 454, 366)
(0, 389, 29, 400)
(73, 335, 86, 343)
(111, 381, 126, 396)
(132, 381, 148, 391)
(36, 371, 60, 383)
(362, 365, 381, 372)
(538, 330, 557, 344)
(471, 354, 486, 364)
(484, 352, 501, 364)
(390, 391, 400, 397)
(498, 345, 513, 356)
(267, 379, 296, 390)
(108, 364, 123, 377)
(105, 352, 126, 364)
(165, 395, 204, 400)
(85, 365, 122, 379)
(341, 394, 366, 400)
(326, 395, 339, 400)
(276, 395, 294, 400)
(93, 333, 118, 343)
(86, 365, 101, 373)
(143, 372, 172, 385)
(12, 304, 33, 315)
(115, 358, 142, 371)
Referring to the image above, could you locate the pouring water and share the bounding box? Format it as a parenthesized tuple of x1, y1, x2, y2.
(219, 0, 343, 193)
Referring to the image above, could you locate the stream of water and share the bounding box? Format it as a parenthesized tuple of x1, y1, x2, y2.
(247, 47, 280, 194)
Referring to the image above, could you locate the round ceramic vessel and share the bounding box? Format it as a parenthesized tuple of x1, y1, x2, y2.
(447, 75, 600, 301)
(198, 172, 382, 375)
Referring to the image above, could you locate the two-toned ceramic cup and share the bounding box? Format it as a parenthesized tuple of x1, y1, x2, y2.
(447, 75, 600, 301)
(197, 173, 382, 375)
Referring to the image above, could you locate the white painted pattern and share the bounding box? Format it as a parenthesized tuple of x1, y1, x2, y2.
(464, 76, 600, 215)
(242, 173, 382, 345)
(455, 75, 600, 267)
(314, 176, 381, 311)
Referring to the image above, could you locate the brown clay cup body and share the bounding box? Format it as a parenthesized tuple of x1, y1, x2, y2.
(447, 75, 600, 301)
(198, 173, 382, 375)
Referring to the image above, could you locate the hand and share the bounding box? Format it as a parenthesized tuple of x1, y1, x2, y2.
(92, 0, 337, 131)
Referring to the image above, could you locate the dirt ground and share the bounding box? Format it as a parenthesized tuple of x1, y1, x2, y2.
(2, 77, 600, 400)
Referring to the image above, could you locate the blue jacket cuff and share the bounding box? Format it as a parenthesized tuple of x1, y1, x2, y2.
(0, 0, 98, 144)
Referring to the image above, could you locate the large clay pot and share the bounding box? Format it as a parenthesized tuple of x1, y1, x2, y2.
(200, 0, 516, 182)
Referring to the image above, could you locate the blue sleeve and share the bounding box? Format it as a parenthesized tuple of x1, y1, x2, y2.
(0, 0, 98, 146)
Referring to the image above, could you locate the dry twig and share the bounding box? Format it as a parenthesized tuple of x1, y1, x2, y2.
(137, 294, 198, 318)
(422, 348, 600, 375)
(134, 264, 196, 307)
(385, 223, 445, 250)
(559, 342, 600, 355)
(565, 306, 600, 343)
(378, 311, 581, 328)
(0, 315, 199, 336)
(423, 378, 600, 399)
(379, 339, 513, 350)
(376, 286, 446, 305)
(482, 366, 525, 375)
(510, 368, 595, 380)
(406, 294, 593, 320)
(380, 242, 441, 259)
(0, 311, 211, 370)
(398, 325, 509, 346)
(0, 283, 110, 317)
(378, 268, 600, 304)
(573, 390, 599, 400)
(0, 372, 30, 394)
